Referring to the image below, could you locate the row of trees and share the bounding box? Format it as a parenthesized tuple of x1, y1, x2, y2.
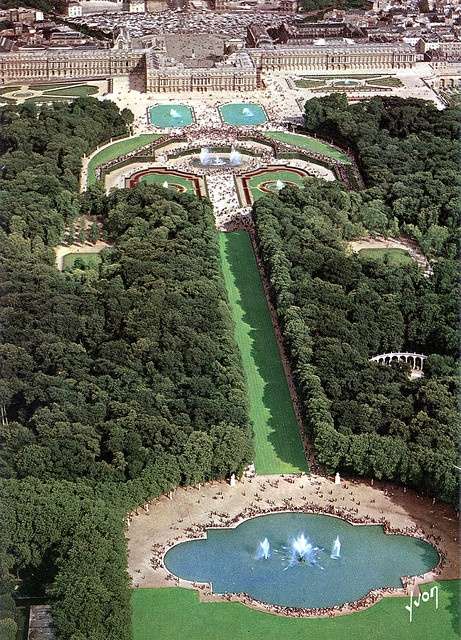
(300, 0, 367, 13)
(0, 100, 252, 638)
(252, 96, 459, 504)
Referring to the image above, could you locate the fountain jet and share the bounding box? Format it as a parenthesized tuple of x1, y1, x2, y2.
(199, 148, 226, 166)
(229, 147, 241, 166)
(257, 538, 270, 560)
(330, 536, 341, 559)
(169, 108, 181, 118)
(275, 179, 285, 191)
(242, 107, 253, 117)
(290, 533, 319, 565)
(162, 180, 169, 189)
(199, 147, 211, 165)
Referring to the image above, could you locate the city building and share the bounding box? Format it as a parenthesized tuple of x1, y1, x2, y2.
(67, 1, 83, 17)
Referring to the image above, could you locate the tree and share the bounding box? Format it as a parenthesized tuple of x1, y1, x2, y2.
(89, 222, 99, 244)
(180, 431, 213, 485)
(211, 423, 253, 478)
(78, 226, 86, 245)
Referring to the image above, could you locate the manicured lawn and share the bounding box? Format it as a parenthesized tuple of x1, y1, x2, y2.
(29, 82, 83, 90)
(294, 79, 326, 88)
(132, 581, 460, 640)
(43, 85, 99, 97)
(298, 74, 385, 80)
(62, 252, 102, 270)
(87, 134, 160, 186)
(358, 248, 413, 266)
(219, 232, 307, 475)
(0, 85, 20, 95)
(24, 96, 71, 104)
(247, 169, 306, 203)
(15, 606, 29, 640)
(365, 77, 403, 87)
(135, 172, 197, 194)
(265, 131, 350, 164)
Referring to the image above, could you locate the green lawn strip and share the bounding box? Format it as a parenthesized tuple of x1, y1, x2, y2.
(132, 581, 460, 640)
(0, 85, 20, 95)
(43, 85, 99, 97)
(219, 231, 307, 475)
(265, 131, 350, 164)
(358, 248, 413, 266)
(15, 606, 30, 640)
(137, 172, 196, 194)
(300, 74, 384, 80)
(248, 170, 306, 202)
(28, 82, 84, 90)
(365, 77, 403, 87)
(294, 79, 326, 88)
(86, 133, 161, 186)
(62, 252, 102, 269)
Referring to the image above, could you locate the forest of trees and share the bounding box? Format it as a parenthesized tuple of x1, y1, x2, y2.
(0, 93, 459, 639)
(302, 94, 460, 255)
(253, 95, 459, 504)
(0, 101, 251, 638)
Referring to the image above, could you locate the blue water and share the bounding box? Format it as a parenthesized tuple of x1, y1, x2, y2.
(164, 513, 438, 608)
(219, 103, 267, 126)
(148, 104, 194, 128)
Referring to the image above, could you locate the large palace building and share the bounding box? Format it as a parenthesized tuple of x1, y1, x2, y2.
(0, 27, 416, 91)
(0, 48, 146, 84)
(249, 43, 415, 72)
(145, 50, 258, 92)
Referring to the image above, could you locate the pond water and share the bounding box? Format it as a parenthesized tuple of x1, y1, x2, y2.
(219, 103, 267, 126)
(148, 104, 194, 128)
(164, 512, 438, 609)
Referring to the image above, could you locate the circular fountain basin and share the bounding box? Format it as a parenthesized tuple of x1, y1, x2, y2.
(148, 104, 194, 128)
(219, 103, 267, 126)
(333, 79, 360, 87)
(163, 512, 438, 609)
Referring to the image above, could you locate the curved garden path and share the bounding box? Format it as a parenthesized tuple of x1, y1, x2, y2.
(349, 236, 433, 275)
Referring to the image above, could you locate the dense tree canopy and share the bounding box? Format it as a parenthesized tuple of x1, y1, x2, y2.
(0, 184, 251, 482)
(0, 93, 458, 639)
(251, 96, 459, 504)
(0, 101, 251, 639)
(303, 94, 460, 255)
(0, 99, 128, 242)
(300, 0, 367, 12)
